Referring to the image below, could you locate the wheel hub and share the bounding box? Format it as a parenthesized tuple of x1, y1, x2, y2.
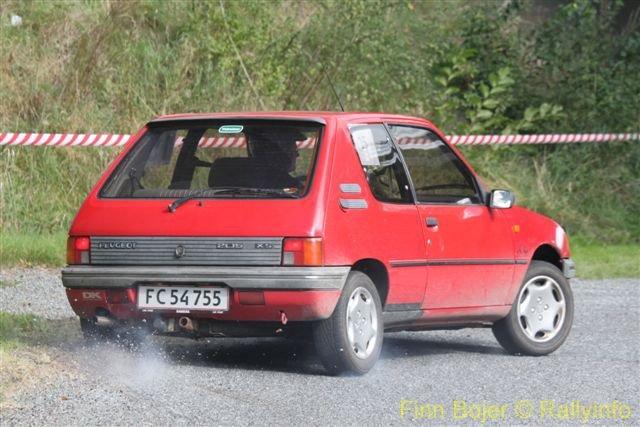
(346, 286, 378, 359)
(517, 275, 566, 342)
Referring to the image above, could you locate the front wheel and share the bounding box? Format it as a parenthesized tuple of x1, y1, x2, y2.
(492, 260, 574, 355)
(313, 271, 383, 375)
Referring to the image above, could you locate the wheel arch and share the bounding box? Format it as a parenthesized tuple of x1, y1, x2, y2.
(351, 259, 389, 308)
(531, 244, 562, 270)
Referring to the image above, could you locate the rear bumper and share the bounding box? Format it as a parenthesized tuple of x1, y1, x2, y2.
(62, 265, 349, 322)
(61, 265, 350, 290)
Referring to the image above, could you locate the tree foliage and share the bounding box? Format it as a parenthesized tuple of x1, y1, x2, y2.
(0, 0, 638, 241)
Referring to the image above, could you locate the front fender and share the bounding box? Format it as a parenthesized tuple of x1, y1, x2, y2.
(500, 206, 572, 304)
(507, 206, 571, 261)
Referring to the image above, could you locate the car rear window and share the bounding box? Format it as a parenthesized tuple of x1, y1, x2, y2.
(100, 120, 322, 199)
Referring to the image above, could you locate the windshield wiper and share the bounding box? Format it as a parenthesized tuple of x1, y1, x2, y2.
(210, 187, 300, 199)
(168, 187, 299, 212)
(167, 189, 209, 213)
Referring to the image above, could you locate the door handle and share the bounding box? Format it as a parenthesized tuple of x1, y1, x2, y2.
(425, 217, 439, 227)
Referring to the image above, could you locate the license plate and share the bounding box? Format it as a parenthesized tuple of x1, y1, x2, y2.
(137, 286, 229, 311)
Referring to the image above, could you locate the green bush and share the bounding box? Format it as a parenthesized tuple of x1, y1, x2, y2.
(1, 0, 638, 242)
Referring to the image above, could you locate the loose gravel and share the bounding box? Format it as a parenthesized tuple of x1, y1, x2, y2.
(0, 268, 638, 425)
(0, 267, 75, 319)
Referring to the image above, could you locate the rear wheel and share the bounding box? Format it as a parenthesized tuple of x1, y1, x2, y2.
(313, 271, 383, 375)
(492, 260, 574, 355)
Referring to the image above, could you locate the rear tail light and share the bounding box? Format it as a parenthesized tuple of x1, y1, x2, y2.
(67, 236, 90, 264)
(282, 237, 323, 266)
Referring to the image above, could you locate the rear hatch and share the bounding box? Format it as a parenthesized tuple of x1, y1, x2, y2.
(69, 118, 328, 266)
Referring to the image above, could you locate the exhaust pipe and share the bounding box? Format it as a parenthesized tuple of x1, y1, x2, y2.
(154, 318, 176, 333)
(153, 317, 167, 332)
(178, 316, 197, 332)
(95, 315, 114, 327)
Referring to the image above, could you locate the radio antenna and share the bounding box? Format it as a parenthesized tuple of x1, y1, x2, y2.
(323, 69, 345, 112)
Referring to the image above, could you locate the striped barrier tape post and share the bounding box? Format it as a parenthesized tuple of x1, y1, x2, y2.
(0, 132, 638, 147)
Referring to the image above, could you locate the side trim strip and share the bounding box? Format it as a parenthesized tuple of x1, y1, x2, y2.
(389, 260, 428, 268)
(427, 259, 517, 266)
(390, 259, 528, 268)
(384, 303, 422, 311)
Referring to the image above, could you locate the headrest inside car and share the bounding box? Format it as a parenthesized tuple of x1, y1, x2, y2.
(209, 157, 269, 188)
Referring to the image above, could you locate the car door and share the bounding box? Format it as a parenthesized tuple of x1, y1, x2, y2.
(346, 123, 429, 310)
(387, 124, 515, 309)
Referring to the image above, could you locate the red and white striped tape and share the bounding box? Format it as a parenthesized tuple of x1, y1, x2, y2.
(0, 133, 129, 147)
(447, 133, 639, 145)
(0, 132, 637, 147)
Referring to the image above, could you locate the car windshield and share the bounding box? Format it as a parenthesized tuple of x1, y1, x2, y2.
(100, 120, 322, 199)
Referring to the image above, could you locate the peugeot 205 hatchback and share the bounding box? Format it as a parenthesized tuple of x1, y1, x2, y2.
(62, 112, 575, 375)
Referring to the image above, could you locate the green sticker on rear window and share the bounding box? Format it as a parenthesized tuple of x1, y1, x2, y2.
(218, 125, 244, 134)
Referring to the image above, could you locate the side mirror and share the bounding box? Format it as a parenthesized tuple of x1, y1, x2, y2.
(489, 189, 515, 209)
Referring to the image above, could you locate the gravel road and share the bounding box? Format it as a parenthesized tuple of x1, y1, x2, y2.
(1, 268, 638, 425)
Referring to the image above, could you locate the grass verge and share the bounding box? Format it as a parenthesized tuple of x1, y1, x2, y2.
(0, 313, 50, 402)
(0, 312, 78, 404)
(1, 232, 67, 267)
(570, 238, 640, 280)
(0, 232, 637, 279)
(0, 312, 48, 349)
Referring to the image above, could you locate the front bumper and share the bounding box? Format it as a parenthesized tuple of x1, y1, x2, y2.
(562, 258, 576, 279)
(62, 265, 349, 322)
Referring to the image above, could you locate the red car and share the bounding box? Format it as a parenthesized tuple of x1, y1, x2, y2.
(62, 112, 575, 374)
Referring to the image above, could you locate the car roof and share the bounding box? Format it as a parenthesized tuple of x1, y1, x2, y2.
(149, 111, 435, 127)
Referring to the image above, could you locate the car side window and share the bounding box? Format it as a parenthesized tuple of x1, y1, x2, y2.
(388, 125, 480, 204)
(348, 124, 412, 203)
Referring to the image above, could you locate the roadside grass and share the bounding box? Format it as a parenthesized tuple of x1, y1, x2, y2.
(0, 278, 17, 288)
(1, 232, 67, 267)
(0, 312, 78, 404)
(570, 238, 640, 280)
(0, 232, 637, 279)
(0, 312, 50, 402)
(0, 312, 49, 351)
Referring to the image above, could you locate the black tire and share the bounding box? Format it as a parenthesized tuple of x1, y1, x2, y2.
(313, 271, 384, 375)
(492, 260, 574, 356)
